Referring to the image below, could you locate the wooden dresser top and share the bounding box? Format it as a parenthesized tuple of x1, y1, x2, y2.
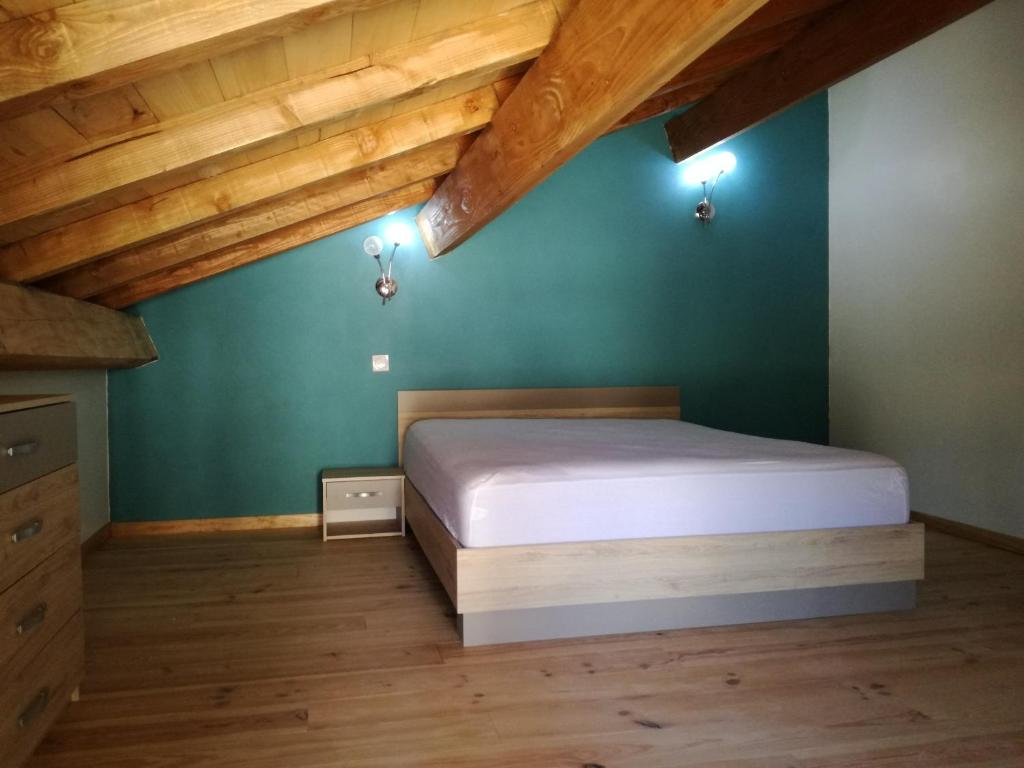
(0, 394, 74, 414)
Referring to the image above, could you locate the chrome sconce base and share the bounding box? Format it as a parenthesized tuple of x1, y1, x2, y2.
(375, 275, 399, 303)
(694, 198, 716, 224)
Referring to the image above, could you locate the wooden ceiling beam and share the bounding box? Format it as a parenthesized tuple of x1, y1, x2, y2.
(41, 137, 470, 299)
(0, 281, 157, 369)
(665, 0, 995, 163)
(415, 0, 769, 258)
(653, 14, 818, 100)
(0, 0, 396, 121)
(94, 180, 437, 310)
(721, 0, 842, 38)
(0, 1, 558, 233)
(0, 86, 497, 283)
(610, 78, 727, 134)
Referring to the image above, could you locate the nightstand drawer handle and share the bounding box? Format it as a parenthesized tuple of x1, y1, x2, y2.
(345, 491, 382, 499)
(11, 518, 43, 544)
(5, 441, 38, 457)
(17, 688, 50, 729)
(16, 602, 48, 636)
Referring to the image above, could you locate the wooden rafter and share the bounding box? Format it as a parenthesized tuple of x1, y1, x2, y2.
(0, 281, 157, 369)
(94, 180, 437, 309)
(0, 0, 396, 120)
(415, 0, 769, 258)
(0, 1, 558, 234)
(665, 0, 995, 162)
(0, 87, 497, 283)
(41, 137, 469, 299)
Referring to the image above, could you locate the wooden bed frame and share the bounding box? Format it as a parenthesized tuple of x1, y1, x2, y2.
(398, 387, 925, 646)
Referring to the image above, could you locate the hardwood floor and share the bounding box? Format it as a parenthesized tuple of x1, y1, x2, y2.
(27, 529, 1024, 767)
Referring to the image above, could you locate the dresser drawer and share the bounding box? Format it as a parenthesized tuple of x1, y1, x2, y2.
(325, 478, 402, 512)
(0, 613, 84, 768)
(0, 543, 82, 671)
(0, 466, 80, 594)
(0, 404, 76, 496)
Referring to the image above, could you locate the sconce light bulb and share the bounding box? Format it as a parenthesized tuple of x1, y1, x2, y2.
(384, 221, 413, 246)
(362, 235, 384, 256)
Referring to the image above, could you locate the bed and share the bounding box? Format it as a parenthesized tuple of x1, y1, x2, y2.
(398, 387, 924, 646)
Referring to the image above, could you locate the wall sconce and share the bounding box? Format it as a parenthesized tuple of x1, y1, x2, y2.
(681, 151, 736, 224)
(363, 222, 412, 305)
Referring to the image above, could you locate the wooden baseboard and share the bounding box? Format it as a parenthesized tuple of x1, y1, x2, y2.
(111, 514, 321, 537)
(81, 522, 112, 558)
(911, 511, 1024, 556)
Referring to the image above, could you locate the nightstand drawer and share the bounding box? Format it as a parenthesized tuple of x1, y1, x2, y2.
(325, 479, 401, 512)
(321, 468, 405, 541)
(0, 543, 82, 671)
(0, 404, 76, 496)
(0, 466, 80, 594)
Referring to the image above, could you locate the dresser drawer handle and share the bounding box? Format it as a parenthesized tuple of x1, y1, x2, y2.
(17, 688, 50, 729)
(10, 518, 43, 544)
(16, 602, 48, 636)
(345, 491, 382, 499)
(4, 441, 38, 457)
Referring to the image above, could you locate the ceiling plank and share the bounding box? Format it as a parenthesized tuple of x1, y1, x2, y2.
(0, 1, 558, 234)
(0, 281, 157, 369)
(0, 86, 497, 283)
(0, 0, 396, 120)
(415, 0, 769, 258)
(41, 137, 469, 299)
(94, 180, 437, 310)
(665, 0, 995, 163)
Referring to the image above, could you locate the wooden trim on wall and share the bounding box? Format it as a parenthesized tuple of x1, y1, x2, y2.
(911, 511, 1024, 557)
(111, 514, 321, 537)
(81, 522, 111, 559)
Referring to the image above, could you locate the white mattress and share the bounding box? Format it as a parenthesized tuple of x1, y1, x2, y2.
(403, 419, 909, 548)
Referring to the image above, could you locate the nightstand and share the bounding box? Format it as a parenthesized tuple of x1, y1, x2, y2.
(321, 467, 405, 541)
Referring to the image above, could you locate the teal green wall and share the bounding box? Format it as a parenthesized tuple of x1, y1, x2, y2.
(109, 95, 828, 522)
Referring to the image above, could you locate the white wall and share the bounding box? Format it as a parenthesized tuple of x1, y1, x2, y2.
(0, 371, 110, 541)
(829, 0, 1024, 537)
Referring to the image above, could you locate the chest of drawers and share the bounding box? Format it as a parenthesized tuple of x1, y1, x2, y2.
(0, 395, 84, 768)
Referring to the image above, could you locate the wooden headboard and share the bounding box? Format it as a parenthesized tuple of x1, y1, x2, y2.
(396, 386, 680, 462)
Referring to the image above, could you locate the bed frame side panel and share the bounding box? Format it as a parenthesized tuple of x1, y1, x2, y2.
(403, 478, 460, 605)
(457, 523, 925, 613)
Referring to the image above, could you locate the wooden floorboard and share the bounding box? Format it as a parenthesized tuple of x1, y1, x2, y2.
(27, 529, 1024, 767)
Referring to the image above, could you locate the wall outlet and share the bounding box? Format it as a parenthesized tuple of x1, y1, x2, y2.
(371, 354, 390, 373)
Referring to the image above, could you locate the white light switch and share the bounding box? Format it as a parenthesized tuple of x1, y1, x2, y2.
(371, 354, 390, 373)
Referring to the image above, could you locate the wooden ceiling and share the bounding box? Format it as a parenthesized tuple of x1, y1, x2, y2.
(0, 0, 992, 313)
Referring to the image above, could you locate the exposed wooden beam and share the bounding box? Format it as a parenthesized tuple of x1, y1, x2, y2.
(41, 137, 469, 299)
(0, 281, 157, 369)
(723, 0, 841, 38)
(415, 0, 768, 258)
(610, 78, 725, 134)
(95, 180, 436, 309)
(665, 0, 995, 163)
(0, 87, 497, 283)
(0, 1, 558, 233)
(0, 0, 395, 121)
(653, 14, 818, 99)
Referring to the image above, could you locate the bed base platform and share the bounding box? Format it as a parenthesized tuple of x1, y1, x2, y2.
(459, 582, 916, 646)
(404, 478, 924, 646)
